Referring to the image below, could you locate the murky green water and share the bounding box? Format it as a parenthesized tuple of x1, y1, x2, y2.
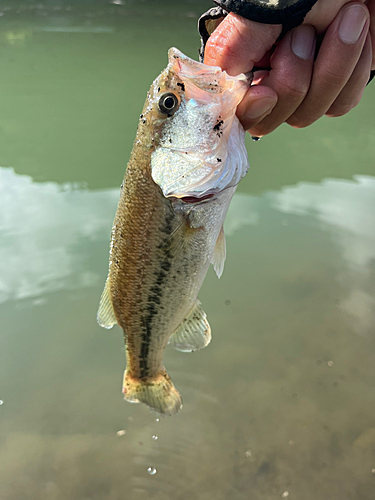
(1, 1, 375, 499)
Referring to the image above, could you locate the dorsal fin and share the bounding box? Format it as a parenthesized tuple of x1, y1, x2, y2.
(169, 299, 211, 352)
(97, 278, 117, 329)
(211, 226, 226, 278)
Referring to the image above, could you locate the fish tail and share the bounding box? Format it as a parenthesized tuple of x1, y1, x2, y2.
(122, 368, 183, 416)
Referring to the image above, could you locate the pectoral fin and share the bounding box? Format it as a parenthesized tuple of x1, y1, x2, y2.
(97, 278, 117, 329)
(168, 208, 198, 257)
(169, 300, 211, 352)
(211, 226, 226, 278)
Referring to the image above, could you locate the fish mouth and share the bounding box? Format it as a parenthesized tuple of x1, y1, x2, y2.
(179, 193, 215, 204)
(168, 47, 249, 93)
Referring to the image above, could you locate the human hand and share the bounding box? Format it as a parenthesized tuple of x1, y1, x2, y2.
(204, 1, 373, 136)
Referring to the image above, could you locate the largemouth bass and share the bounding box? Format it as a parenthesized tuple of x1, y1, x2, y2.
(97, 48, 250, 415)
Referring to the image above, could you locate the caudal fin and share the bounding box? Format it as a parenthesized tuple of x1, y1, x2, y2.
(122, 368, 182, 416)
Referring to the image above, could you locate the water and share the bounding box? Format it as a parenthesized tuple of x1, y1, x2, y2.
(1, 1, 375, 499)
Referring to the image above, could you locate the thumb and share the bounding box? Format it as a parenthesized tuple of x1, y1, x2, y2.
(204, 13, 281, 76)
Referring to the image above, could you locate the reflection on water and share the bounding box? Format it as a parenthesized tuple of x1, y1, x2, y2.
(1, 1, 375, 499)
(0, 168, 117, 303)
(1, 167, 375, 499)
(270, 177, 375, 337)
(271, 176, 375, 268)
(0, 168, 258, 304)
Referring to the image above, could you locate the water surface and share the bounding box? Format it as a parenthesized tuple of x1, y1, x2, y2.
(1, 2, 375, 499)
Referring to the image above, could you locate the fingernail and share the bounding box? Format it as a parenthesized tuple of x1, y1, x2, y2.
(244, 97, 276, 120)
(339, 4, 368, 44)
(291, 25, 315, 60)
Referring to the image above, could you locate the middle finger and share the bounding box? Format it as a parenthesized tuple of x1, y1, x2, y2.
(288, 2, 370, 127)
(244, 24, 316, 137)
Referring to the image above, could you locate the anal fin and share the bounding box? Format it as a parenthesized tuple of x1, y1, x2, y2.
(97, 278, 117, 329)
(211, 226, 226, 278)
(169, 299, 211, 352)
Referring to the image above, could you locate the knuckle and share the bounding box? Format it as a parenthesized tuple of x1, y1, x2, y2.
(274, 74, 309, 100)
(247, 123, 274, 137)
(326, 94, 363, 117)
(206, 37, 232, 60)
(286, 115, 315, 128)
(326, 103, 356, 117)
(318, 65, 350, 89)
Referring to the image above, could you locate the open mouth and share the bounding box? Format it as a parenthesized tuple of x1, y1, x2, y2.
(180, 193, 215, 204)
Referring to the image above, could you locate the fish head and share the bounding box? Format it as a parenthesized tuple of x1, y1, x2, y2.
(144, 48, 251, 200)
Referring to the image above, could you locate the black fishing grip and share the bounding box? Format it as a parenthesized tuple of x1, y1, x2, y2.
(213, 0, 319, 33)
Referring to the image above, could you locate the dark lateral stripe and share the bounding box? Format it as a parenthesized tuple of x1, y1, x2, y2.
(139, 210, 174, 378)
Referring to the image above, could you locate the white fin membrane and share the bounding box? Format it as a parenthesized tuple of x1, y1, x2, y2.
(169, 299, 211, 352)
(211, 226, 226, 278)
(97, 279, 117, 329)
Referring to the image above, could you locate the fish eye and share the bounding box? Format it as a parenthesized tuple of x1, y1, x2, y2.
(158, 92, 179, 116)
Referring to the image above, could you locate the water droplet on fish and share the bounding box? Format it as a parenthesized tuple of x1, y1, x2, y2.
(0, 400, 3, 405)
(152, 435, 158, 440)
(282, 492, 289, 498)
(147, 467, 157, 475)
(245, 450, 251, 457)
(116, 430, 126, 437)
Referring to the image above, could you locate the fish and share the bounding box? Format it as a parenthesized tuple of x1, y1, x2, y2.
(97, 48, 250, 416)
